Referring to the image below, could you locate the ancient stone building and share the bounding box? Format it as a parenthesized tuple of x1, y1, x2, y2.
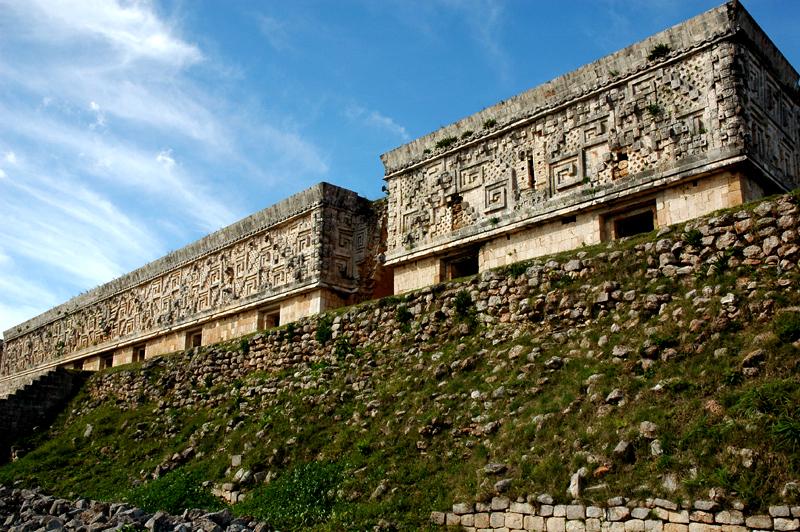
(0, 183, 386, 394)
(0, 1, 798, 393)
(381, 1, 800, 293)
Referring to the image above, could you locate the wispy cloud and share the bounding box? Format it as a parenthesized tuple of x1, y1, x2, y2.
(346, 104, 410, 141)
(440, 0, 510, 82)
(0, 0, 329, 335)
(256, 14, 291, 51)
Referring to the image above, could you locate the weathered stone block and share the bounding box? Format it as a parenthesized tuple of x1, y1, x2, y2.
(626, 519, 646, 532)
(524, 515, 545, 531)
(506, 513, 524, 529)
(566, 520, 586, 532)
(774, 518, 800, 531)
(744, 515, 772, 529)
(547, 517, 566, 532)
(491, 512, 506, 528)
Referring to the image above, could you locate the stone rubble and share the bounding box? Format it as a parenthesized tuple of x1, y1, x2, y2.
(0, 485, 271, 532)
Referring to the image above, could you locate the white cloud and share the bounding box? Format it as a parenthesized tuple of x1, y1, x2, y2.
(0, 169, 6, 179)
(440, 0, 510, 81)
(0, 0, 331, 334)
(156, 148, 176, 169)
(18, 0, 203, 67)
(257, 15, 291, 51)
(346, 104, 410, 141)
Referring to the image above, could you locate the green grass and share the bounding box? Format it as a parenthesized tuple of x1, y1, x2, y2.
(2, 196, 800, 528)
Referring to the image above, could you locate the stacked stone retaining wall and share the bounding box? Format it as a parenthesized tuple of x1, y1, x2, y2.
(430, 495, 800, 532)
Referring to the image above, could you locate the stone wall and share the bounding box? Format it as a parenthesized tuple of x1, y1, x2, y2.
(72, 191, 800, 519)
(430, 495, 800, 532)
(0, 367, 88, 460)
(0, 183, 383, 385)
(380, 1, 799, 290)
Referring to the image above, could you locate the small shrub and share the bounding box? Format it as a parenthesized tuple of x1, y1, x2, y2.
(453, 290, 474, 318)
(234, 461, 343, 528)
(239, 338, 250, 357)
(316, 315, 334, 345)
(483, 118, 497, 129)
(127, 469, 222, 515)
(280, 322, 297, 342)
(435, 136, 458, 150)
(772, 415, 800, 452)
(334, 335, 356, 359)
(648, 43, 672, 61)
(395, 305, 413, 333)
(650, 332, 678, 350)
(683, 228, 703, 247)
(645, 103, 664, 117)
(504, 261, 529, 278)
(461, 130, 474, 139)
(773, 311, 800, 343)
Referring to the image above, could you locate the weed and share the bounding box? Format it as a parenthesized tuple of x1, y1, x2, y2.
(646, 103, 664, 117)
(127, 469, 223, 515)
(683, 229, 703, 247)
(453, 290, 474, 318)
(773, 311, 800, 343)
(334, 335, 356, 359)
(504, 261, 530, 278)
(395, 305, 413, 333)
(435, 137, 458, 150)
(648, 43, 672, 61)
(234, 461, 343, 528)
(461, 130, 474, 139)
(483, 118, 497, 129)
(316, 315, 334, 345)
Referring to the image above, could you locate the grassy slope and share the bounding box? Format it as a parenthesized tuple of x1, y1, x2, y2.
(1, 199, 799, 531)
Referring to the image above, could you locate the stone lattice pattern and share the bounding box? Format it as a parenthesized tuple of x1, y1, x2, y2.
(381, 2, 799, 262)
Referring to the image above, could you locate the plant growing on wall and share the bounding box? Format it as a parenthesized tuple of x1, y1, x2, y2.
(483, 118, 497, 129)
(435, 136, 458, 150)
(646, 102, 664, 117)
(647, 43, 672, 61)
(315, 315, 333, 345)
(461, 130, 474, 139)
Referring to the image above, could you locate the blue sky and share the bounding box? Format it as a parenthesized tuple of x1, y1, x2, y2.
(0, 0, 798, 336)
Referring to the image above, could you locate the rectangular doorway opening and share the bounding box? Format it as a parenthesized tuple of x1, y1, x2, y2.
(73, 359, 84, 370)
(604, 202, 656, 241)
(100, 353, 114, 370)
(257, 307, 281, 330)
(133, 344, 146, 363)
(185, 328, 203, 349)
(615, 210, 655, 238)
(442, 248, 479, 281)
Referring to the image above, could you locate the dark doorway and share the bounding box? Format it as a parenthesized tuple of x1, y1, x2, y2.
(101, 353, 114, 369)
(257, 308, 281, 330)
(185, 329, 203, 349)
(132, 344, 146, 363)
(443, 251, 479, 281)
(614, 210, 655, 238)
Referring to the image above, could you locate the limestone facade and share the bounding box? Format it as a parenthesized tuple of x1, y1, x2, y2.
(0, 183, 385, 387)
(1, 1, 798, 391)
(381, 1, 799, 293)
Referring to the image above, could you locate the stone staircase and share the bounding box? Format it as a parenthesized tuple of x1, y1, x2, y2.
(0, 367, 90, 463)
